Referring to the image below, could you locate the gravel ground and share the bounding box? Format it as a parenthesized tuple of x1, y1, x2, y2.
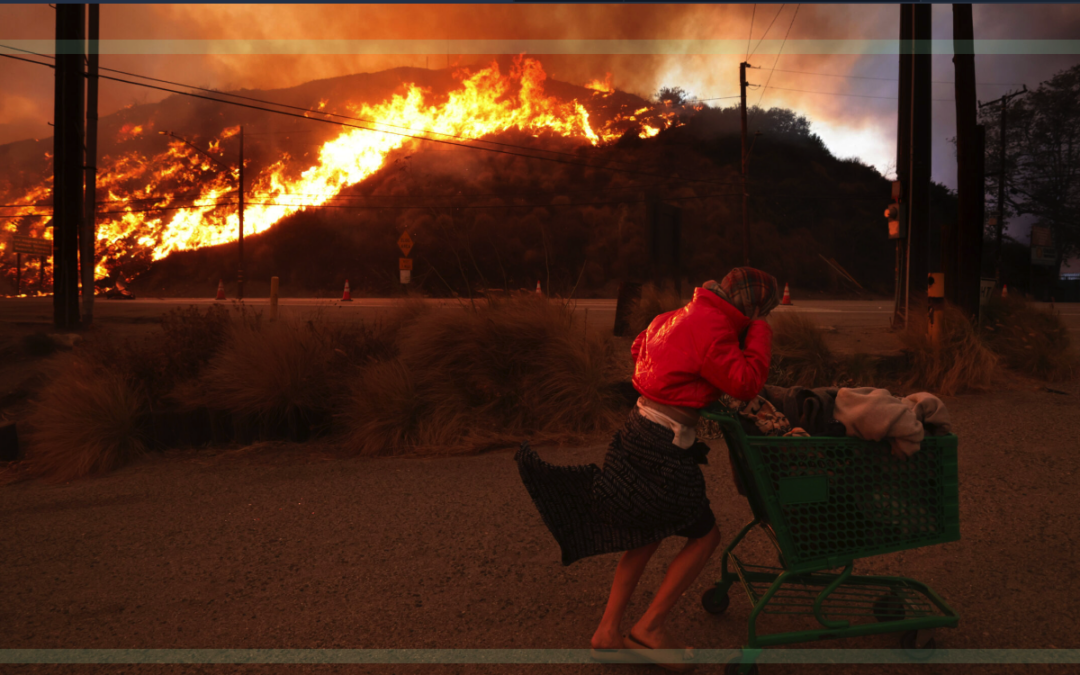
(2, 379, 1079, 675)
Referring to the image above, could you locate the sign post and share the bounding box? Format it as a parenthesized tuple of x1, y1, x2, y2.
(10, 235, 52, 296)
(397, 232, 413, 285)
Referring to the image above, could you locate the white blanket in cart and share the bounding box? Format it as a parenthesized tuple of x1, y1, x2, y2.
(834, 388, 952, 458)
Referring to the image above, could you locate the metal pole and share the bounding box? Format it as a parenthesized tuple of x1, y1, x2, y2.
(740, 61, 750, 267)
(996, 95, 1007, 279)
(53, 3, 84, 331)
(908, 4, 931, 324)
(82, 3, 99, 325)
(40, 255, 45, 292)
(238, 126, 244, 301)
(15, 253, 20, 295)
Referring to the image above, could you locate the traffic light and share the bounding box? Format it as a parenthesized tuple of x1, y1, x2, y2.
(886, 180, 906, 239)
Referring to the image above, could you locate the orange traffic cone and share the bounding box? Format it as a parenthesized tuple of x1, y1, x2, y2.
(780, 283, 793, 305)
(342, 280, 353, 302)
(215, 280, 226, 301)
(1001, 284, 1008, 298)
(535, 280, 542, 296)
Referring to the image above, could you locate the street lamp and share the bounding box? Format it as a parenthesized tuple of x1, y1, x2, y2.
(159, 128, 245, 299)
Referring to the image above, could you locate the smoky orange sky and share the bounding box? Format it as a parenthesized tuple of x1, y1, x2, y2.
(2, 3, 1080, 191)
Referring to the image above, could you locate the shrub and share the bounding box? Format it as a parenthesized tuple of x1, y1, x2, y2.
(626, 282, 686, 337)
(980, 296, 1079, 382)
(342, 296, 627, 455)
(768, 312, 837, 388)
(899, 302, 997, 395)
(84, 305, 231, 404)
(25, 355, 149, 482)
(189, 318, 341, 433)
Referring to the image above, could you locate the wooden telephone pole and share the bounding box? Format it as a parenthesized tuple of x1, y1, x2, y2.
(951, 4, 985, 320)
(82, 4, 99, 325)
(892, 4, 931, 329)
(237, 126, 245, 300)
(740, 61, 750, 267)
(53, 3, 84, 331)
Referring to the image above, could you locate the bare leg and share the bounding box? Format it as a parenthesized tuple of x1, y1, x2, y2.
(590, 540, 662, 649)
(630, 525, 723, 649)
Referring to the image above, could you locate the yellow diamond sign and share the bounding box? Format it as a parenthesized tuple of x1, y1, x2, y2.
(397, 232, 413, 257)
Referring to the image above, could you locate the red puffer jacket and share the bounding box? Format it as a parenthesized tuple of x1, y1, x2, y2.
(631, 287, 773, 407)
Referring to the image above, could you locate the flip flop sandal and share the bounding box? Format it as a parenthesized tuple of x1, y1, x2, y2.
(624, 634, 697, 672)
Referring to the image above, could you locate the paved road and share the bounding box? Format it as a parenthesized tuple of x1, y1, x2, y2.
(6, 297, 1079, 357)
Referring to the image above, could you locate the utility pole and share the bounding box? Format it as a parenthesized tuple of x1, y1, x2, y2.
(740, 61, 750, 267)
(952, 4, 983, 320)
(82, 3, 99, 325)
(908, 4, 931, 322)
(893, 5, 913, 329)
(238, 126, 245, 300)
(979, 86, 1028, 281)
(53, 4, 84, 331)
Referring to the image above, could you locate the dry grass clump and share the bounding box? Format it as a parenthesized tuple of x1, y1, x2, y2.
(899, 303, 998, 395)
(24, 355, 148, 482)
(768, 312, 837, 388)
(85, 304, 231, 403)
(626, 283, 687, 336)
(342, 295, 627, 455)
(190, 318, 342, 433)
(981, 297, 1079, 382)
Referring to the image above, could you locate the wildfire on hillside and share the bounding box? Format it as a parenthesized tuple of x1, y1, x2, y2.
(585, 73, 614, 95)
(1, 57, 684, 294)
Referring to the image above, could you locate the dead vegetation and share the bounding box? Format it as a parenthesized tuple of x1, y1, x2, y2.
(342, 295, 628, 455)
(625, 283, 686, 336)
(980, 297, 1079, 382)
(24, 355, 149, 482)
(767, 312, 837, 388)
(899, 303, 998, 396)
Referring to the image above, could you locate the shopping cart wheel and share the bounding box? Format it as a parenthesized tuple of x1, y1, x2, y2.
(725, 656, 760, 675)
(872, 592, 906, 622)
(701, 588, 730, 615)
(900, 628, 937, 658)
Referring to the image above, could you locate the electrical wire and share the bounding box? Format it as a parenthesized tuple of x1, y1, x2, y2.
(0, 43, 682, 172)
(748, 4, 785, 60)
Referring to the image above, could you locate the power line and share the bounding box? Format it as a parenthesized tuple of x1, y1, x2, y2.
(749, 4, 785, 60)
(0, 50, 741, 190)
(746, 5, 757, 63)
(753, 4, 800, 116)
(0, 43, 676, 175)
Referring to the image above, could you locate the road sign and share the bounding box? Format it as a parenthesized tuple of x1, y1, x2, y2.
(1032, 246, 1058, 266)
(399, 257, 413, 271)
(397, 232, 413, 257)
(10, 235, 51, 256)
(400, 270, 411, 284)
(979, 278, 996, 306)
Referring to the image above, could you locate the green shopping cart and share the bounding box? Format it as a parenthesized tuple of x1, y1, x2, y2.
(699, 403, 960, 674)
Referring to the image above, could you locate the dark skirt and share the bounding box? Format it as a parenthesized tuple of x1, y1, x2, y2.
(515, 409, 713, 566)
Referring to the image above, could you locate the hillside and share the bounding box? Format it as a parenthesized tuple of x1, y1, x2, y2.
(0, 61, 954, 298)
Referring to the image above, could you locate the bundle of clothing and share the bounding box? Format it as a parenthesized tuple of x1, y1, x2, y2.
(712, 385, 952, 458)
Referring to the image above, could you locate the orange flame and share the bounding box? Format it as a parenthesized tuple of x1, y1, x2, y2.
(118, 123, 144, 141)
(3, 57, 680, 293)
(585, 73, 614, 95)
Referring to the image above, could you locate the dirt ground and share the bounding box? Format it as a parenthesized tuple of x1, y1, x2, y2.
(3, 302, 1080, 673)
(2, 373, 1079, 674)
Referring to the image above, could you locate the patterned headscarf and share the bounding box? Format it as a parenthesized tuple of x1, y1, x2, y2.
(702, 267, 780, 318)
